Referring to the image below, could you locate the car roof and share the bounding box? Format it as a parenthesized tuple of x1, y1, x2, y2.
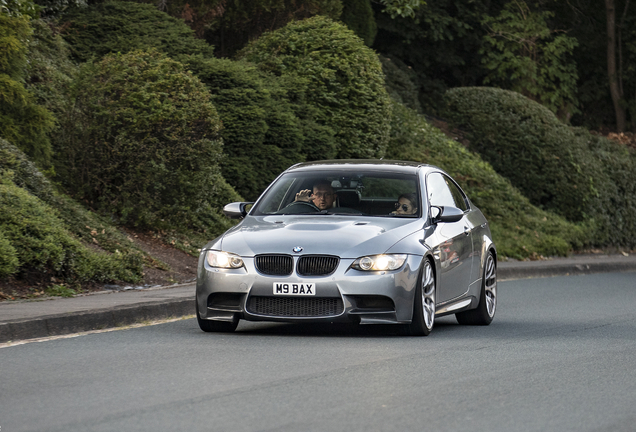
(286, 159, 439, 175)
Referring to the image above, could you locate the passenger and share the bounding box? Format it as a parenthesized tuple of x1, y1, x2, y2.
(392, 193, 418, 215)
(295, 180, 338, 210)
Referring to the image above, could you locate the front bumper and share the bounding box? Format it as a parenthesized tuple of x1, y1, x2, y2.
(196, 254, 423, 325)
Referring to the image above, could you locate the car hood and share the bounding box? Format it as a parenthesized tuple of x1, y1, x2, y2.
(213, 215, 424, 258)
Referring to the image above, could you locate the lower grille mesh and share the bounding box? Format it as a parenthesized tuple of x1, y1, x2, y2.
(247, 296, 344, 317)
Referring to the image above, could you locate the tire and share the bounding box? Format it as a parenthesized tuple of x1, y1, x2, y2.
(402, 259, 436, 336)
(196, 299, 239, 333)
(456, 251, 497, 325)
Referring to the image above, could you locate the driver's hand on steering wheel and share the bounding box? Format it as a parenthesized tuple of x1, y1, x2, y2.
(295, 189, 313, 202)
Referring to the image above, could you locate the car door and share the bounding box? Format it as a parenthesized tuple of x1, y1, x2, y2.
(426, 172, 474, 302)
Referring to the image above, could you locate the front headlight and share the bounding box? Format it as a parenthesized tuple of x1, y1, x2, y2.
(205, 250, 244, 269)
(351, 254, 407, 271)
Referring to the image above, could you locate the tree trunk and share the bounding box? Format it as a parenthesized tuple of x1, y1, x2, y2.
(606, 0, 626, 132)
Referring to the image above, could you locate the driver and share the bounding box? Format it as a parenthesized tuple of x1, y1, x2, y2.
(294, 180, 337, 210)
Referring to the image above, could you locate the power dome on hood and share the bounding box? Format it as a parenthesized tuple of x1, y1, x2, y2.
(219, 216, 423, 258)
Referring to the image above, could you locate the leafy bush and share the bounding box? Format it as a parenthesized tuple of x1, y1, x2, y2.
(0, 13, 29, 78)
(0, 138, 145, 257)
(0, 138, 144, 282)
(571, 128, 636, 247)
(444, 87, 611, 223)
(386, 101, 586, 259)
(380, 55, 422, 113)
(0, 14, 54, 167)
(44, 284, 76, 297)
(198, 0, 343, 58)
(480, 1, 579, 118)
(1, 0, 39, 17)
(186, 56, 306, 201)
(25, 19, 78, 119)
(0, 228, 19, 277)
(34, 0, 85, 17)
(59, 1, 214, 62)
(444, 87, 636, 249)
(0, 179, 142, 283)
(53, 49, 230, 232)
(238, 16, 392, 159)
(341, 0, 377, 46)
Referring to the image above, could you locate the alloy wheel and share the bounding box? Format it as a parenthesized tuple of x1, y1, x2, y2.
(484, 253, 497, 318)
(421, 260, 436, 330)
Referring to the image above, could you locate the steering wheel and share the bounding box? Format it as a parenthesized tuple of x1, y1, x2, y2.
(283, 200, 321, 212)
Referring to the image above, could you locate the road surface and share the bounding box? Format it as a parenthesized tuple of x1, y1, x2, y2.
(1, 272, 635, 432)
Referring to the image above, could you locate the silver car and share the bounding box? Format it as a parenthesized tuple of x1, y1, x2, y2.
(196, 160, 497, 336)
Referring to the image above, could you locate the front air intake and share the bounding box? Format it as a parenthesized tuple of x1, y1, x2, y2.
(296, 255, 339, 276)
(255, 254, 293, 276)
(247, 296, 344, 317)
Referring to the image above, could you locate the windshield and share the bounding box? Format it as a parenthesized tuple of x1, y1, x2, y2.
(251, 169, 420, 217)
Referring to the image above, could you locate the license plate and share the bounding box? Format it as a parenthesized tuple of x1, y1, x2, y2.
(273, 282, 316, 296)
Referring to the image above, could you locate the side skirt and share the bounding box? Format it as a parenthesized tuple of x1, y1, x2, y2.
(435, 295, 478, 317)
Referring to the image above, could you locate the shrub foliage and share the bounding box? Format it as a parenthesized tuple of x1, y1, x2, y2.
(59, 1, 214, 62)
(53, 50, 228, 230)
(0, 138, 143, 282)
(24, 19, 78, 121)
(386, 101, 586, 259)
(444, 87, 608, 222)
(186, 57, 306, 201)
(238, 16, 392, 160)
(341, 0, 377, 46)
(0, 14, 54, 167)
(444, 87, 636, 248)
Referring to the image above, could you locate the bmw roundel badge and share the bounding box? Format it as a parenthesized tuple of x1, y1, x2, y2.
(293, 246, 303, 253)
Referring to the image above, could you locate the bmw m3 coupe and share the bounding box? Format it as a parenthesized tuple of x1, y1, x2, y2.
(196, 160, 497, 336)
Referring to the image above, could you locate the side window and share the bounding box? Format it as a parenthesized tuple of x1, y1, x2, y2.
(427, 173, 456, 208)
(444, 176, 469, 212)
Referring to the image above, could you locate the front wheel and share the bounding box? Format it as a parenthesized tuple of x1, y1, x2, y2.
(196, 299, 239, 332)
(456, 251, 496, 325)
(402, 259, 436, 336)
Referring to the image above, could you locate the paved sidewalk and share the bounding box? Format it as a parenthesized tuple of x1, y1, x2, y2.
(1, 254, 635, 343)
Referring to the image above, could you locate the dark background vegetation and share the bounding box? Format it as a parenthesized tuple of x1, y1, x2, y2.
(1, 0, 635, 299)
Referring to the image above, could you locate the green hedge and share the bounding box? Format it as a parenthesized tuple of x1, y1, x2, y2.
(380, 55, 422, 113)
(444, 87, 610, 222)
(571, 128, 636, 247)
(386, 101, 586, 259)
(0, 179, 142, 282)
(340, 0, 377, 46)
(0, 14, 54, 168)
(0, 228, 19, 278)
(0, 138, 144, 282)
(59, 1, 214, 62)
(186, 57, 307, 201)
(238, 16, 392, 160)
(1, 138, 143, 257)
(24, 19, 78, 124)
(444, 87, 636, 248)
(53, 49, 230, 231)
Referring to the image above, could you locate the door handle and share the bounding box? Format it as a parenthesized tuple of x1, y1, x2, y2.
(463, 226, 471, 236)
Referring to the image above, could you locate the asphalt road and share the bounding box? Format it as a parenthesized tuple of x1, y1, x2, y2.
(1, 272, 635, 432)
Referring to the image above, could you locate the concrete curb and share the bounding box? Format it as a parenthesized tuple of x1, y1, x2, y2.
(498, 259, 636, 280)
(0, 298, 192, 344)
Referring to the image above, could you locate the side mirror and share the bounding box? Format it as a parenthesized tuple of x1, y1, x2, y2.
(430, 205, 463, 223)
(223, 202, 254, 219)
